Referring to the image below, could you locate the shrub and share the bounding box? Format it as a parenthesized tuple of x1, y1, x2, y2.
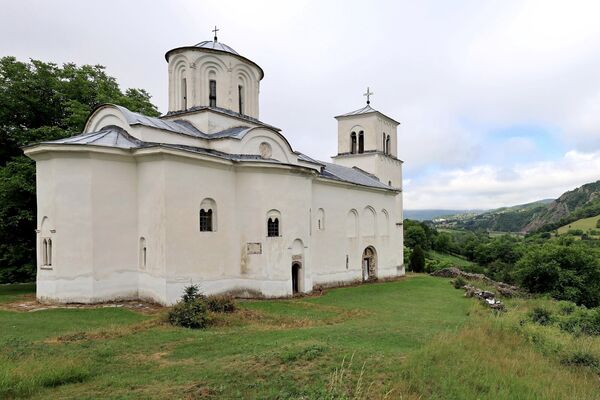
(453, 276, 466, 289)
(530, 307, 553, 325)
(561, 351, 600, 370)
(596, 219, 600, 229)
(168, 285, 209, 329)
(168, 298, 208, 328)
(557, 301, 576, 315)
(206, 295, 236, 313)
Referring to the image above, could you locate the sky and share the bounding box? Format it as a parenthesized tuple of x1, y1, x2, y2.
(1, 0, 600, 210)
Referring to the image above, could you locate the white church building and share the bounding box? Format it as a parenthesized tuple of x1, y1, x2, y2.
(24, 34, 405, 305)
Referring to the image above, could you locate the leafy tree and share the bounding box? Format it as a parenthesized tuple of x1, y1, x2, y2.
(516, 243, 600, 307)
(409, 245, 426, 273)
(0, 56, 159, 283)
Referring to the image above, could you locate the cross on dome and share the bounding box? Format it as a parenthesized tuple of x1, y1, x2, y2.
(363, 87, 374, 105)
(212, 26, 219, 42)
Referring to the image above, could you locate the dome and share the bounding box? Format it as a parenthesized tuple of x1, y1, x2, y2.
(193, 40, 239, 56)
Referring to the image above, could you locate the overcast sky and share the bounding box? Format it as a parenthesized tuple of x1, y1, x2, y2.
(2, 0, 600, 210)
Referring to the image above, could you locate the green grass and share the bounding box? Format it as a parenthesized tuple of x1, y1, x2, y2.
(0, 283, 35, 304)
(1, 276, 599, 399)
(557, 214, 600, 235)
(427, 250, 476, 269)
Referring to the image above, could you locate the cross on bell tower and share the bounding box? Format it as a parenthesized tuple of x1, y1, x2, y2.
(212, 26, 219, 42)
(363, 87, 374, 105)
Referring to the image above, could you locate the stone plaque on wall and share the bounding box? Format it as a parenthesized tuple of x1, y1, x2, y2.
(247, 242, 262, 255)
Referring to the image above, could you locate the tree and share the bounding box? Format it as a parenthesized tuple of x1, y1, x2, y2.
(516, 243, 600, 307)
(0, 56, 159, 283)
(409, 245, 426, 273)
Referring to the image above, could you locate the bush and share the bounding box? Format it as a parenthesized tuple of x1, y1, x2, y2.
(168, 298, 208, 329)
(206, 295, 236, 313)
(560, 307, 600, 336)
(561, 351, 600, 370)
(557, 301, 576, 315)
(453, 276, 467, 289)
(530, 307, 553, 325)
(168, 285, 209, 329)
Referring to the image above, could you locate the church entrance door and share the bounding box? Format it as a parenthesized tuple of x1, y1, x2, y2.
(292, 262, 301, 294)
(362, 246, 377, 281)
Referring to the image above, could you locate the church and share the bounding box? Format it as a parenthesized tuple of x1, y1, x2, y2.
(24, 33, 405, 305)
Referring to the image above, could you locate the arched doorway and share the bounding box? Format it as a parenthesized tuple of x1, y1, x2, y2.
(292, 262, 302, 294)
(362, 246, 377, 281)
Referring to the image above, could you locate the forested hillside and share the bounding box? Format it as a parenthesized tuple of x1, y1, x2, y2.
(434, 180, 600, 233)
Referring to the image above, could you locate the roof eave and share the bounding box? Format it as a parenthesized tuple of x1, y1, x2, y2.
(164, 46, 264, 80)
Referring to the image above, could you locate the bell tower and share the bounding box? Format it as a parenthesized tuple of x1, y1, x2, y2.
(332, 88, 403, 189)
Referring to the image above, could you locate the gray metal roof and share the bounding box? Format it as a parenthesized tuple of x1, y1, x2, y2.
(46, 126, 144, 149)
(115, 105, 206, 137)
(164, 105, 281, 132)
(335, 104, 401, 125)
(320, 162, 391, 190)
(40, 124, 393, 191)
(194, 40, 239, 55)
(336, 104, 378, 117)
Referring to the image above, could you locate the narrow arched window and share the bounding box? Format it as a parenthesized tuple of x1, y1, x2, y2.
(358, 131, 364, 153)
(382, 132, 386, 153)
(200, 209, 213, 232)
(47, 238, 52, 266)
(139, 237, 147, 270)
(238, 85, 244, 114)
(350, 132, 357, 154)
(209, 79, 217, 107)
(267, 217, 279, 237)
(182, 78, 187, 109)
(42, 238, 48, 266)
(386, 135, 391, 155)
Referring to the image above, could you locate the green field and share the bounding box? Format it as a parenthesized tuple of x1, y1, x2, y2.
(427, 250, 478, 269)
(557, 214, 600, 235)
(1, 277, 599, 399)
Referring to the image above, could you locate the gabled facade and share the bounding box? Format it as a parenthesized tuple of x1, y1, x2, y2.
(24, 36, 404, 305)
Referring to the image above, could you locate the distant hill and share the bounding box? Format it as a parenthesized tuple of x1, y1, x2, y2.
(404, 209, 484, 221)
(433, 180, 600, 233)
(526, 180, 600, 232)
(437, 199, 554, 232)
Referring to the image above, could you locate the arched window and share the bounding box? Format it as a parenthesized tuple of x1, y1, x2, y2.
(358, 131, 364, 153)
(200, 209, 213, 231)
(317, 208, 325, 230)
(139, 237, 147, 270)
(386, 135, 391, 155)
(199, 198, 217, 232)
(382, 132, 386, 153)
(42, 238, 48, 266)
(209, 79, 217, 107)
(267, 209, 281, 237)
(268, 217, 279, 237)
(350, 132, 357, 154)
(182, 78, 187, 109)
(238, 85, 244, 114)
(47, 238, 52, 266)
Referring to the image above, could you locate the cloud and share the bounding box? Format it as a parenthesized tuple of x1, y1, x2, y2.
(405, 149, 600, 209)
(2, 0, 600, 209)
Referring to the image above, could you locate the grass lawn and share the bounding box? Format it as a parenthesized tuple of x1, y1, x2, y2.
(1, 276, 599, 399)
(427, 250, 480, 270)
(0, 283, 36, 304)
(557, 214, 600, 235)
